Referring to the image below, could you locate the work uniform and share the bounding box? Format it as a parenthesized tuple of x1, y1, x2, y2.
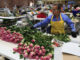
(33, 13, 76, 34)
(51, 14, 65, 34)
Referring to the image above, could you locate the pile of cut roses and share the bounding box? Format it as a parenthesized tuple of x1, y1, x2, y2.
(10, 26, 54, 60)
(0, 27, 23, 43)
(13, 41, 53, 60)
(0, 26, 69, 60)
(6, 26, 70, 60)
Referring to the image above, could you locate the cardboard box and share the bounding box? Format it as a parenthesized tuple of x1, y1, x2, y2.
(63, 53, 80, 60)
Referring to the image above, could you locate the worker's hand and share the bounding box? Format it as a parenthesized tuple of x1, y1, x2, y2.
(71, 32, 77, 38)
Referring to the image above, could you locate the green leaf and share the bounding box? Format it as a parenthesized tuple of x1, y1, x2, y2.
(20, 54, 23, 59)
(13, 52, 16, 54)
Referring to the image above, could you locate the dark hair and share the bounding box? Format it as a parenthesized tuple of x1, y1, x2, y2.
(53, 4, 62, 11)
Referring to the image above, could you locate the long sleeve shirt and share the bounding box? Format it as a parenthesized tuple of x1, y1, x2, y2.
(33, 13, 76, 32)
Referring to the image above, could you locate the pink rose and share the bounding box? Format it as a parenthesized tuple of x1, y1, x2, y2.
(31, 39, 35, 43)
(23, 53, 28, 58)
(18, 43, 23, 46)
(29, 43, 33, 48)
(48, 53, 52, 58)
(13, 48, 18, 52)
(41, 46, 45, 49)
(42, 49, 46, 53)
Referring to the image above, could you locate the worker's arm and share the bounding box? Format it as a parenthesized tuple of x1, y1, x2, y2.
(33, 15, 52, 28)
(62, 13, 77, 37)
(61, 13, 76, 32)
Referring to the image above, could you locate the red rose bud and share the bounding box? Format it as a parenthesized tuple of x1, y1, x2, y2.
(13, 48, 18, 52)
(18, 43, 23, 46)
(27, 48, 30, 53)
(23, 51, 26, 54)
(34, 45, 37, 49)
(30, 48, 34, 51)
(42, 49, 46, 53)
(6, 30, 11, 34)
(45, 56, 50, 60)
(40, 56, 44, 60)
(18, 47, 23, 50)
(48, 53, 52, 58)
(34, 45, 40, 49)
(35, 56, 39, 60)
(41, 46, 45, 49)
(35, 49, 39, 53)
(38, 50, 42, 55)
(35, 45, 40, 49)
(43, 57, 46, 60)
(23, 47, 26, 50)
(23, 48, 26, 50)
(19, 36, 22, 39)
(31, 39, 35, 43)
(23, 44, 27, 47)
(42, 53, 45, 56)
(14, 39, 18, 43)
(29, 43, 33, 48)
(37, 45, 40, 49)
(29, 52, 35, 58)
(18, 51, 22, 54)
(23, 53, 28, 58)
(3, 27, 7, 30)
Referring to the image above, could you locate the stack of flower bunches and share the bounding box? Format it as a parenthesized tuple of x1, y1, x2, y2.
(0, 27, 23, 43)
(53, 34, 70, 42)
(8, 26, 54, 59)
(13, 42, 53, 60)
